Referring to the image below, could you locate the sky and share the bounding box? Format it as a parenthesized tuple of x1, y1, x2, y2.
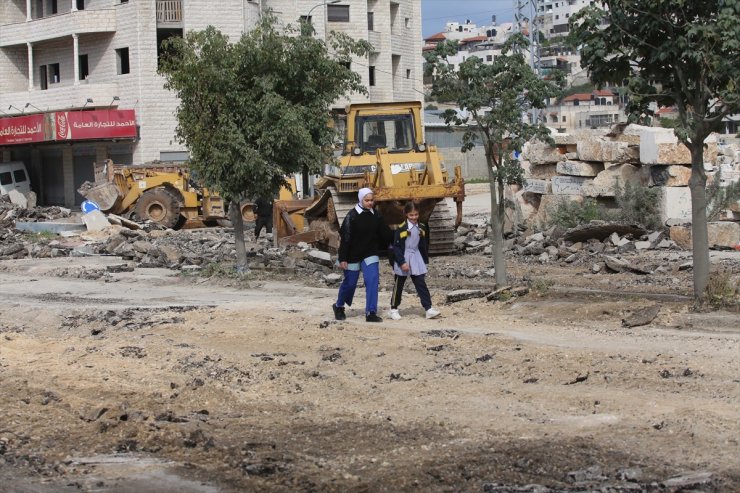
(421, 0, 516, 38)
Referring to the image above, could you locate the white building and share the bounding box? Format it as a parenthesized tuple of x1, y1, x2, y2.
(422, 18, 516, 72)
(0, 0, 422, 207)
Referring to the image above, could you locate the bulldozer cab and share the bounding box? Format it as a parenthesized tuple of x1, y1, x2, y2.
(346, 102, 424, 156)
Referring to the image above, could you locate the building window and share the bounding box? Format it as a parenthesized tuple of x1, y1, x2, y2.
(39, 65, 48, 90)
(51, 0, 58, 14)
(76, 0, 85, 10)
(405, 17, 410, 28)
(327, 5, 349, 22)
(369, 66, 376, 86)
(300, 15, 312, 25)
(562, 116, 567, 122)
(406, 69, 411, 79)
(367, 12, 374, 31)
(116, 47, 130, 75)
(79, 54, 89, 80)
(486, 55, 493, 61)
(49, 63, 60, 84)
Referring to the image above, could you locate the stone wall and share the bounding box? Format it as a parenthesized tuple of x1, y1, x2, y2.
(519, 125, 740, 228)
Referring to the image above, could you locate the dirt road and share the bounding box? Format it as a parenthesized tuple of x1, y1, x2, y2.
(0, 248, 738, 493)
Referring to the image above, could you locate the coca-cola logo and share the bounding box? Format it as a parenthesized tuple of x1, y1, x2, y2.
(56, 113, 68, 139)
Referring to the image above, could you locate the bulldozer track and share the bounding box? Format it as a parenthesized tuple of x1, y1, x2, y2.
(427, 201, 456, 256)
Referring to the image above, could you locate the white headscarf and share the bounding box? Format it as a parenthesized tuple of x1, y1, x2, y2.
(358, 187, 373, 204)
(356, 187, 374, 213)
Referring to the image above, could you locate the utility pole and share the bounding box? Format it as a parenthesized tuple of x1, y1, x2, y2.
(513, 0, 542, 123)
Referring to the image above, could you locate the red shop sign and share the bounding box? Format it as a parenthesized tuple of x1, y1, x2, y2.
(0, 114, 47, 145)
(56, 109, 137, 141)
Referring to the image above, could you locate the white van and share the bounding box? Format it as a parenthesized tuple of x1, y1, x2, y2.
(0, 161, 31, 197)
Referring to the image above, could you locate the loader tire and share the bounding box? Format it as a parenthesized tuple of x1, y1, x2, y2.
(134, 188, 182, 229)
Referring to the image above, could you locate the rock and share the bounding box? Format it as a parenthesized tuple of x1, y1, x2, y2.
(578, 138, 636, 163)
(659, 187, 692, 224)
(82, 210, 111, 232)
(640, 127, 718, 165)
(670, 222, 740, 249)
(551, 175, 592, 195)
(581, 163, 641, 197)
(563, 222, 647, 243)
(306, 249, 333, 268)
(634, 240, 652, 250)
(486, 286, 512, 301)
(524, 142, 565, 164)
(591, 263, 602, 273)
(522, 178, 551, 194)
(661, 472, 716, 489)
(446, 289, 486, 303)
(622, 305, 660, 327)
(7, 190, 28, 208)
(323, 273, 342, 286)
(556, 160, 603, 177)
(604, 255, 630, 273)
(648, 164, 692, 186)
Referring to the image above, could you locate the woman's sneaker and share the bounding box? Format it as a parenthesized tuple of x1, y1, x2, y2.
(389, 309, 402, 320)
(425, 307, 441, 319)
(366, 312, 383, 322)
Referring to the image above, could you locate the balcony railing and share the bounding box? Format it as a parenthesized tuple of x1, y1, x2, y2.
(157, 0, 182, 24)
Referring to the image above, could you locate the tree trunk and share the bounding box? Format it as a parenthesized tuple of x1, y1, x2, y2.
(230, 199, 249, 274)
(488, 165, 507, 286)
(688, 146, 709, 300)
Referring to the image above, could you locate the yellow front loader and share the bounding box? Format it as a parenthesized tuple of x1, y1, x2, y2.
(78, 160, 226, 228)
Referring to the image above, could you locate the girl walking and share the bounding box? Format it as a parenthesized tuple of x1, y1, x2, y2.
(332, 187, 392, 322)
(389, 202, 441, 320)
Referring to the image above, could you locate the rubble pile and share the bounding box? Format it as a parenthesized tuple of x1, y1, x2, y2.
(0, 201, 71, 228)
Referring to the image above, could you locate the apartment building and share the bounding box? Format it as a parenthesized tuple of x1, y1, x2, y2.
(0, 0, 422, 207)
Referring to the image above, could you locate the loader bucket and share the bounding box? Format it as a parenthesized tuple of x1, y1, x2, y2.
(77, 182, 122, 212)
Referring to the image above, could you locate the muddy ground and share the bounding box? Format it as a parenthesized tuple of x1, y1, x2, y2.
(1, 203, 739, 492)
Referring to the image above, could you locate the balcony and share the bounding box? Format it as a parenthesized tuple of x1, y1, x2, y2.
(157, 0, 183, 27)
(0, 82, 121, 115)
(0, 9, 117, 47)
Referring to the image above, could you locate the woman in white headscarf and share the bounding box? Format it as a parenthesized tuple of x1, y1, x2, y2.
(332, 187, 392, 322)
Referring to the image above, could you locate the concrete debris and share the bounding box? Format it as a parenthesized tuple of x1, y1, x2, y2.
(446, 289, 486, 303)
(622, 305, 661, 327)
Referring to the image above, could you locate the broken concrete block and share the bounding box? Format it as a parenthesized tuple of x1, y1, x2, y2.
(622, 305, 660, 327)
(556, 160, 603, 177)
(524, 142, 565, 164)
(640, 127, 718, 165)
(649, 165, 692, 187)
(445, 289, 485, 303)
(581, 164, 641, 197)
(528, 163, 559, 179)
(670, 222, 740, 249)
(7, 189, 28, 208)
(551, 176, 592, 195)
(577, 138, 636, 163)
(82, 210, 111, 232)
(522, 178, 551, 194)
(635, 241, 652, 250)
(307, 249, 333, 267)
(659, 187, 692, 224)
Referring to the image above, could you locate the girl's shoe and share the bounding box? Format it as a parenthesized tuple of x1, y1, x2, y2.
(389, 309, 402, 320)
(425, 308, 441, 319)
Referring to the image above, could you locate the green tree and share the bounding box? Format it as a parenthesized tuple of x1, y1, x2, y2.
(571, 0, 740, 299)
(425, 34, 563, 286)
(159, 14, 370, 271)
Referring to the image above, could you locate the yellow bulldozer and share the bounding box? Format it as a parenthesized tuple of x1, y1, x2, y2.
(78, 160, 227, 228)
(274, 101, 465, 255)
